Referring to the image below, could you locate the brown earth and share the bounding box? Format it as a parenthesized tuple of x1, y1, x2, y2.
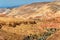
(0, 1, 60, 40)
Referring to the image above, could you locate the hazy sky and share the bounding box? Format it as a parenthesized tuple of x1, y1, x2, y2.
(0, 0, 53, 8)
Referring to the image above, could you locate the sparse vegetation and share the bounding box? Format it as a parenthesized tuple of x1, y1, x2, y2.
(0, 1, 60, 40)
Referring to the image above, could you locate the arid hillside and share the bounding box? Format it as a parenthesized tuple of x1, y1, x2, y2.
(0, 1, 60, 40)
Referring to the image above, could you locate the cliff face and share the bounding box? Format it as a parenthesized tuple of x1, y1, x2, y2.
(0, 2, 60, 40)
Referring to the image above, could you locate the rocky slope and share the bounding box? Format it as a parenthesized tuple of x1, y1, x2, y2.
(0, 1, 60, 40)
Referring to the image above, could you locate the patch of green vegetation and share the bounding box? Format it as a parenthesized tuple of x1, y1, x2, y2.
(23, 34, 38, 40)
(38, 28, 60, 40)
(23, 28, 60, 40)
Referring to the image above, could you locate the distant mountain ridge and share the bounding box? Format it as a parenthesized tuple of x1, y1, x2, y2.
(0, 2, 60, 20)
